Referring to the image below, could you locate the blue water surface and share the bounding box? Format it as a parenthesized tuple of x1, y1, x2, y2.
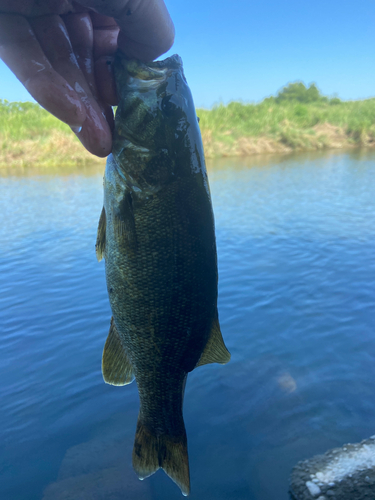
(1, 149, 375, 500)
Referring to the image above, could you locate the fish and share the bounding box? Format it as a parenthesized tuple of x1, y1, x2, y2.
(95, 52, 230, 496)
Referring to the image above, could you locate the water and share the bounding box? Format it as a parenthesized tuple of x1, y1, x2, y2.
(1, 150, 375, 500)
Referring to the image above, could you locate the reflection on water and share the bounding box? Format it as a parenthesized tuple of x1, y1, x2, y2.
(0, 162, 105, 179)
(1, 150, 375, 500)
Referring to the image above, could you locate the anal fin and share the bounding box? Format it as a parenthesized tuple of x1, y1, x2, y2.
(96, 207, 106, 262)
(102, 317, 135, 386)
(196, 315, 231, 367)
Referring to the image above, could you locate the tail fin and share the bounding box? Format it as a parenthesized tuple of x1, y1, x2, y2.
(132, 419, 190, 496)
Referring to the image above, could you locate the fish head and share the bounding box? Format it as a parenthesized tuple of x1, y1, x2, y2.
(112, 54, 205, 191)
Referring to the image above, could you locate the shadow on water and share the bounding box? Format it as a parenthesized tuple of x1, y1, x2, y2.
(1, 149, 375, 499)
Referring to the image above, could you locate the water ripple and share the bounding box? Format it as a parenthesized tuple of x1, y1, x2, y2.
(1, 151, 375, 499)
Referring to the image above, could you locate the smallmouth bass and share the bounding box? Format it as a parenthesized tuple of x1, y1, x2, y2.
(96, 53, 230, 496)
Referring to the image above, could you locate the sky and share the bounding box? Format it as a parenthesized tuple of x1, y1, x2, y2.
(0, 0, 374, 108)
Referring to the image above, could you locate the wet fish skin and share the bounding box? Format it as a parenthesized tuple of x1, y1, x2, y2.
(96, 53, 230, 496)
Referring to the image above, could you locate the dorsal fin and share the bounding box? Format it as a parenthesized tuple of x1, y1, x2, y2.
(102, 317, 135, 386)
(196, 316, 231, 367)
(95, 207, 106, 262)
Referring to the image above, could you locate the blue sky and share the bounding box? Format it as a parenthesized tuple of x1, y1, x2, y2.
(1, 0, 374, 108)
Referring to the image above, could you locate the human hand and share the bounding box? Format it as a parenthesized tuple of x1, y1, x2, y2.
(0, 1, 174, 157)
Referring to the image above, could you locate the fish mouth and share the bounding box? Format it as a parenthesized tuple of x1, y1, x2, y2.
(119, 54, 182, 78)
(115, 53, 185, 92)
(146, 54, 183, 71)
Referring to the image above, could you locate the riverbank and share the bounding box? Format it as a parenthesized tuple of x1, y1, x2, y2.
(1, 96, 375, 168)
(198, 96, 375, 157)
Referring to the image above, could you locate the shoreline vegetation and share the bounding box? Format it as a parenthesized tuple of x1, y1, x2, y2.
(1, 82, 375, 169)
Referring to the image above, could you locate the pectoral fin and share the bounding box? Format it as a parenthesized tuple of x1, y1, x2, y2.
(95, 207, 106, 262)
(114, 191, 137, 253)
(196, 316, 231, 367)
(102, 317, 135, 386)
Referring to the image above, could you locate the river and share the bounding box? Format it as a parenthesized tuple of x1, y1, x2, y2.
(1, 149, 375, 500)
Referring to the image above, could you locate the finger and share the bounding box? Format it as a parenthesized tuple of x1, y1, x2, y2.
(94, 56, 118, 105)
(30, 14, 112, 157)
(63, 12, 98, 98)
(90, 11, 118, 28)
(0, 13, 86, 127)
(0, 0, 74, 16)
(64, 12, 115, 140)
(93, 22, 119, 60)
(116, 0, 175, 61)
(75, 103, 112, 157)
(78, 0, 175, 61)
(90, 12, 119, 105)
(29, 15, 93, 100)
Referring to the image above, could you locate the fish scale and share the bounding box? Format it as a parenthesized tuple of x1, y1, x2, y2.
(96, 52, 230, 496)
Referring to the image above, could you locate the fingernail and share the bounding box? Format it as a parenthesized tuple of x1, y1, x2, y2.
(71, 126, 82, 134)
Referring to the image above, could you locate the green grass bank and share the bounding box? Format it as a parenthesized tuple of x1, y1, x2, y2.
(1, 83, 375, 168)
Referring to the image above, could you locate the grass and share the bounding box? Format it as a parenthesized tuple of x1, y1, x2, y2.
(1, 83, 375, 168)
(197, 97, 375, 157)
(0, 100, 103, 169)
